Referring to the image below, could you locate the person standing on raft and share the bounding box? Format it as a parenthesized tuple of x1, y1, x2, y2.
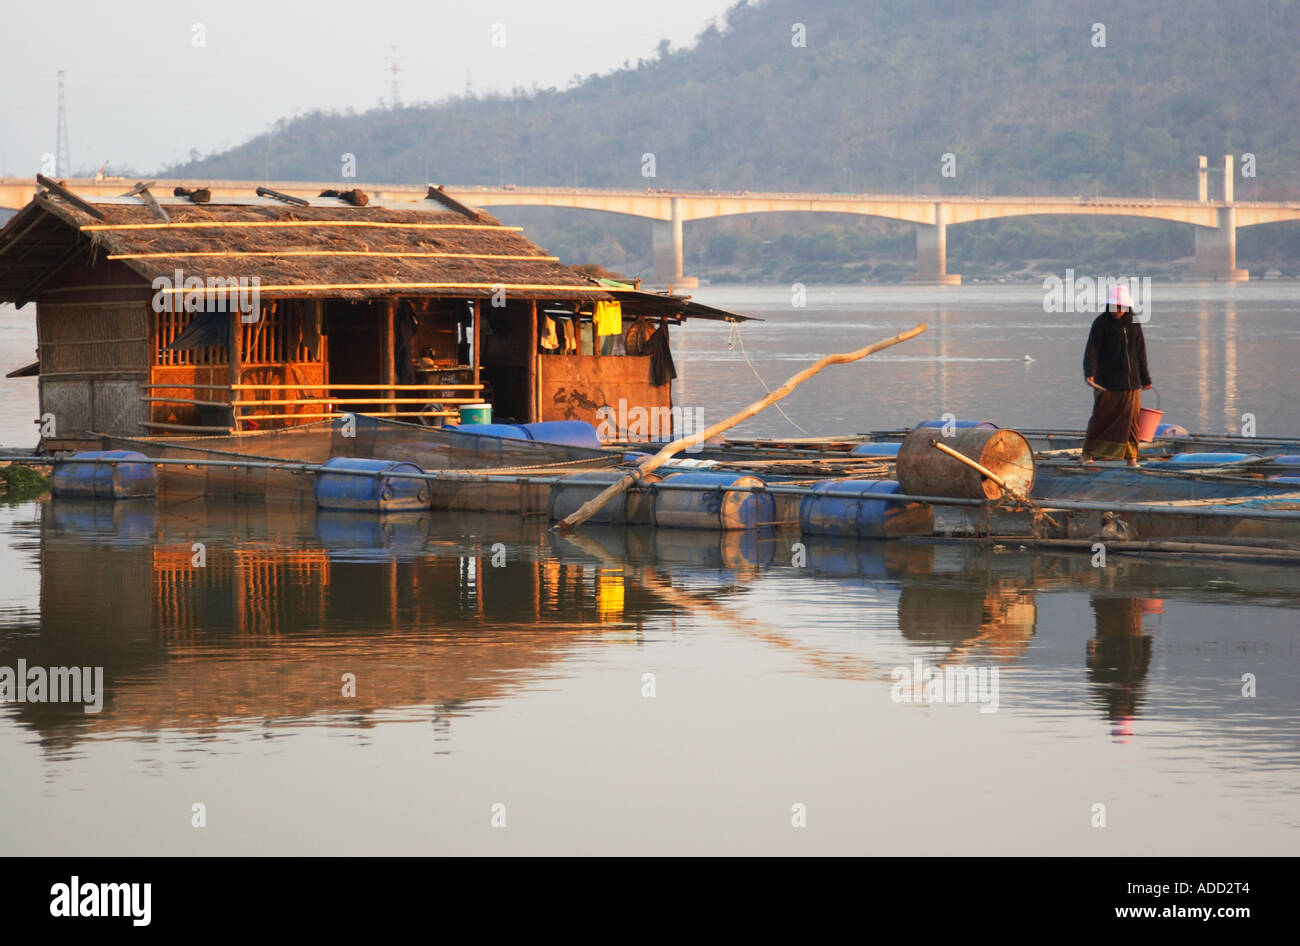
(1081, 284, 1152, 466)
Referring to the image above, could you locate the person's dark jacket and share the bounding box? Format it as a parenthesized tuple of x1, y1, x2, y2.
(1083, 309, 1151, 391)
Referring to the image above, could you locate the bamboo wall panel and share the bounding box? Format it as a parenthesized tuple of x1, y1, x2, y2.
(37, 301, 150, 373)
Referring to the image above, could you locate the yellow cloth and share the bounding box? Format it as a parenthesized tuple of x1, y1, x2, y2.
(540, 315, 558, 350)
(593, 301, 623, 337)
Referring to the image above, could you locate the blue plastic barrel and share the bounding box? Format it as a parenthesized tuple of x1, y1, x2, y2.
(449, 423, 531, 440)
(654, 472, 775, 530)
(50, 450, 156, 499)
(850, 442, 902, 457)
(458, 403, 492, 425)
(314, 457, 430, 512)
(1154, 423, 1189, 437)
(915, 419, 998, 430)
(1166, 452, 1262, 464)
(800, 479, 907, 538)
(315, 510, 431, 559)
(520, 421, 603, 449)
(549, 470, 657, 525)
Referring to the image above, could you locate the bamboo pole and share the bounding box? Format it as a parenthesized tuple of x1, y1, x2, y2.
(107, 250, 559, 261)
(931, 439, 1013, 494)
(526, 300, 539, 423)
(930, 438, 1060, 528)
(555, 322, 928, 532)
(383, 299, 397, 409)
(235, 396, 485, 406)
(82, 221, 524, 232)
(472, 299, 481, 393)
(151, 282, 610, 295)
(229, 309, 243, 432)
(239, 410, 459, 421)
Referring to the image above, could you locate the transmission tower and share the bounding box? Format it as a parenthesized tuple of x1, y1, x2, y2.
(55, 70, 71, 177)
(385, 46, 403, 106)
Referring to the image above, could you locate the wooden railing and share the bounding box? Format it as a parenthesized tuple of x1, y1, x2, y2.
(141, 382, 487, 433)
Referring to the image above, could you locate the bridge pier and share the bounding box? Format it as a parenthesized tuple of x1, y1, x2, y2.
(912, 203, 961, 285)
(651, 198, 696, 288)
(1194, 207, 1249, 281)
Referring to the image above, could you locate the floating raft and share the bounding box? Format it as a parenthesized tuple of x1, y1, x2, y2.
(33, 414, 1300, 559)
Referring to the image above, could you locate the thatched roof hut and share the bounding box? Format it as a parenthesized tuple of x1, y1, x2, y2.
(0, 180, 749, 449)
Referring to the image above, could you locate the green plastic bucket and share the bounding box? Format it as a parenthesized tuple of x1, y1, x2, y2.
(458, 403, 492, 425)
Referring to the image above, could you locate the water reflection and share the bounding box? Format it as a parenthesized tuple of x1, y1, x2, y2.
(4, 498, 1300, 762)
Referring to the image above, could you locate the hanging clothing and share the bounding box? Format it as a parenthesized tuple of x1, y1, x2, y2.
(165, 309, 230, 352)
(540, 315, 559, 350)
(562, 318, 578, 353)
(593, 300, 623, 336)
(396, 308, 419, 384)
(626, 316, 654, 355)
(645, 325, 676, 386)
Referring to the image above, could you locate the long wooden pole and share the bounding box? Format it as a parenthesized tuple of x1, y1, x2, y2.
(472, 299, 481, 392)
(228, 309, 243, 432)
(555, 322, 927, 532)
(383, 299, 397, 409)
(526, 300, 538, 422)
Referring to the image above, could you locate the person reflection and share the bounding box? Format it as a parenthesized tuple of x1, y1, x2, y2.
(1086, 596, 1156, 739)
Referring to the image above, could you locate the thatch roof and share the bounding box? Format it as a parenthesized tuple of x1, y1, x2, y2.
(0, 187, 611, 305)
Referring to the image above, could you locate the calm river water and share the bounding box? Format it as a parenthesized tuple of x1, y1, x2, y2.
(1, 284, 1298, 854)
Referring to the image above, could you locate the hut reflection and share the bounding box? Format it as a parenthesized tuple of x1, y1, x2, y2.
(11, 501, 656, 746)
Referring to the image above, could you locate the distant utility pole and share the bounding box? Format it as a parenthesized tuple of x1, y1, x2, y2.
(385, 46, 403, 106)
(55, 70, 71, 177)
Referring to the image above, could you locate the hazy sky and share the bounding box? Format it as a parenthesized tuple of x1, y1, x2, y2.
(0, 0, 736, 176)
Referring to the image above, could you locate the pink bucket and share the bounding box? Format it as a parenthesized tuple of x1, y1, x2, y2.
(1136, 388, 1163, 443)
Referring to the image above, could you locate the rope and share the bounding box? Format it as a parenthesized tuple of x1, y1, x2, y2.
(727, 322, 810, 436)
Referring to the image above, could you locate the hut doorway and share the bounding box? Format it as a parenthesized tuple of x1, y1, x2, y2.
(323, 300, 384, 411)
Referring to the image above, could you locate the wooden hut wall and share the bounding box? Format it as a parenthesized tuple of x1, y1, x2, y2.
(35, 258, 152, 440)
(537, 350, 668, 428)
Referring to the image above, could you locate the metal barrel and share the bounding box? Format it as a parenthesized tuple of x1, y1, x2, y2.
(50, 450, 157, 499)
(313, 457, 431, 512)
(653, 472, 775, 531)
(896, 427, 1035, 500)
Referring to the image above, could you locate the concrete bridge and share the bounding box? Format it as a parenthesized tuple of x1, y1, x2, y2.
(3, 156, 1296, 284)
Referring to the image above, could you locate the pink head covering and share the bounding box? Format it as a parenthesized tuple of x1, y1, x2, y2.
(1106, 283, 1134, 309)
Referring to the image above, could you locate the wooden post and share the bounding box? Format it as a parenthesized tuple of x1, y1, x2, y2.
(229, 308, 243, 432)
(526, 299, 538, 423)
(383, 298, 397, 409)
(472, 299, 481, 393)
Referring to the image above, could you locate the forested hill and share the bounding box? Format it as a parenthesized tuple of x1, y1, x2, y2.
(169, 0, 1300, 200)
